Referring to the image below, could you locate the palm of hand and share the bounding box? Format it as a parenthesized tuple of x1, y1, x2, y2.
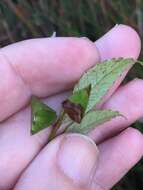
(0, 25, 143, 190)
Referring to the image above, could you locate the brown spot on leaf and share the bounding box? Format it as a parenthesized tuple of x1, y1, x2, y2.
(62, 100, 84, 123)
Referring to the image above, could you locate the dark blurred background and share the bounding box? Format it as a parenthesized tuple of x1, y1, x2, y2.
(0, 1, 143, 189)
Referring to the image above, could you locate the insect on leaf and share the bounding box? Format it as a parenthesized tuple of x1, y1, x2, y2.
(31, 96, 57, 135)
(66, 109, 122, 134)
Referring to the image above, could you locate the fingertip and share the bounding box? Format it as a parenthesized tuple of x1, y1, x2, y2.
(92, 127, 143, 190)
(95, 24, 141, 60)
(57, 133, 99, 185)
(122, 128, 143, 155)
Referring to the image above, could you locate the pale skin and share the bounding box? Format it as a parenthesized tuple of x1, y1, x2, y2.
(0, 24, 143, 190)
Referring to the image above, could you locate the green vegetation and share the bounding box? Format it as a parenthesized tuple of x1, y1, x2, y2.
(0, 1, 143, 189)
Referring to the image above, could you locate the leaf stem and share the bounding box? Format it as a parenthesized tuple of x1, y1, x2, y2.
(48, 111, 65, 142)
(62, 121, 74, 133)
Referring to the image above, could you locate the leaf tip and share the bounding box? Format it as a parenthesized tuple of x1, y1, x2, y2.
(137, 60, 143, 66)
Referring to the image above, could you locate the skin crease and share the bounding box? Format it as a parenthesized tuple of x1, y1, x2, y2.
(0, 24, 143, 190)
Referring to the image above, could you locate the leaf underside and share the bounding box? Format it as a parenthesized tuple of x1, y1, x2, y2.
(74, 58, 135, 112)
(66, 109, 122, 134)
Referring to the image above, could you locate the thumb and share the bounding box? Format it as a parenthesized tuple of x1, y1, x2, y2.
(14, 134, 99, 190)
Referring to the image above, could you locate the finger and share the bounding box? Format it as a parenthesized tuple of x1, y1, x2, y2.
(0, 55, 31, 122)
(14, 134, 98, 190)
(90, 78, 143, 143)
(92, 128, 143, 190)
(0, 37, 99, 121)
(95, 24, 141, 60)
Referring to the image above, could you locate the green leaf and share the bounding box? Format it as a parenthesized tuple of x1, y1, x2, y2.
(62, 86, 90, 123)
(31, 96, 57, 135)
(137, 60, 143, 66)
(66, 109, 122, 134)
(74, 58, 135, 112)
(69, 86, 90, 110)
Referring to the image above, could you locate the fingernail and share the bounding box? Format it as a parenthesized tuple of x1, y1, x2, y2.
(57, 134, 98, 185)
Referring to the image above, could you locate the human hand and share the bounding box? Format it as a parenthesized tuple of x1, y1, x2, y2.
(0, 24, 143, 190)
